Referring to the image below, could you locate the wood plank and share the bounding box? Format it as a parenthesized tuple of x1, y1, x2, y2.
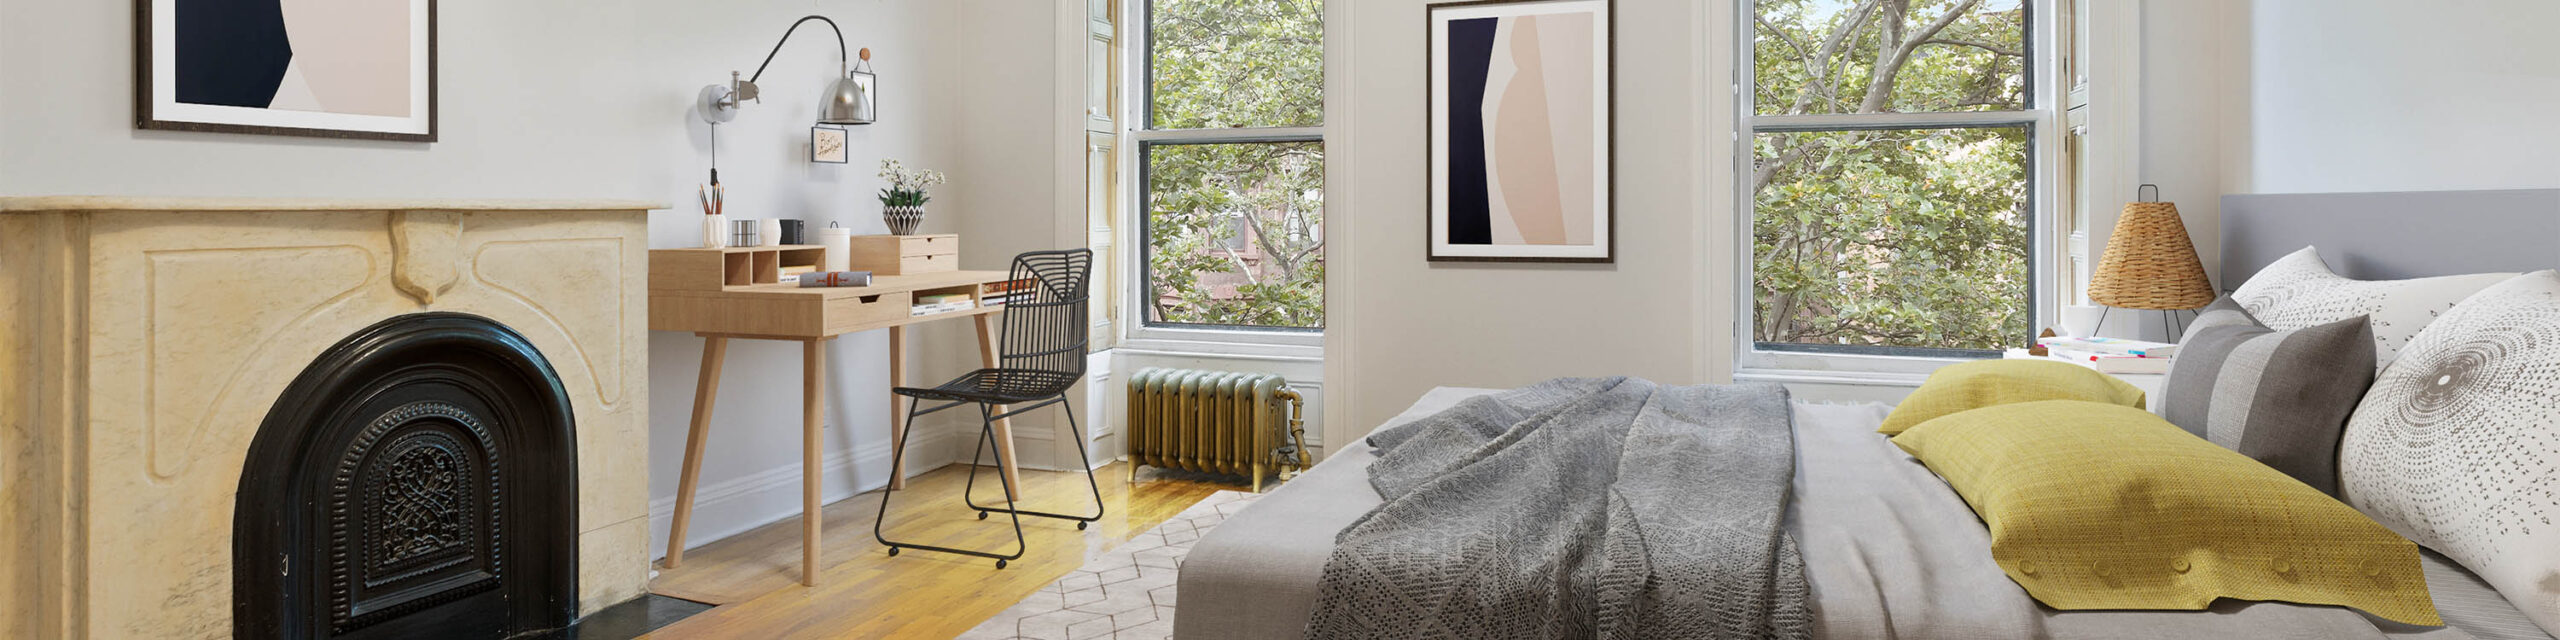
(662, 336, 728, 568)
(643, 463, 1226, 639)
(801, 339, 827, 587)
(887, 325, 907, 491)
(649, 270, 1008, 298)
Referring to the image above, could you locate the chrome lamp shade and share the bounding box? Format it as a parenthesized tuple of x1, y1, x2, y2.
(821, 70, 875, 126)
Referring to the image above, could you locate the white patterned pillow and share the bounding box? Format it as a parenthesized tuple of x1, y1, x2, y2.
(2339, 270, 2560, 636)
(2230, 246, 2514, 369)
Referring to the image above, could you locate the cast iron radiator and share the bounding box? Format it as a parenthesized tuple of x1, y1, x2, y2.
(1124, 368, 1306, 492)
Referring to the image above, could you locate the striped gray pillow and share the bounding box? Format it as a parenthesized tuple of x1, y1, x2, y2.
(2161, 298, 2375, 496)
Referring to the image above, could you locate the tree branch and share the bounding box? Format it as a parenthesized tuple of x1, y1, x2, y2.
(1923, 37, 2022, 58)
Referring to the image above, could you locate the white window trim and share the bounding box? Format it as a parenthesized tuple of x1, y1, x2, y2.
(1118, 0, 1328, 351)
(1730, 0, 2072, 384)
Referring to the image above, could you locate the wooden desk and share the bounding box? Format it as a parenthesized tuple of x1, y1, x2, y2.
(650, 267, 1017, 586)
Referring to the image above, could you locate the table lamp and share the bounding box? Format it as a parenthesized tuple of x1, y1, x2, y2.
(2087, 185, 2215, 340)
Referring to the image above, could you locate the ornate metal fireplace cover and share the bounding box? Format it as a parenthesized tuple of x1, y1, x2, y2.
(235, 313, 577, 640)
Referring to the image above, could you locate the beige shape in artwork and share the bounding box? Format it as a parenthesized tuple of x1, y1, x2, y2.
(1534, 12, 1596, 247)
(278, 0, 413, 117)
(1487, 15, 1568, 246)
(1479, 20, 1526, 246)
(266, 60, 326, 111)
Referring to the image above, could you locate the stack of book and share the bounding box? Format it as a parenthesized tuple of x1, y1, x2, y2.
(911, 292, 979, 317)
(979, 278, 1033, 307)
(2033, 336, 2178, 374)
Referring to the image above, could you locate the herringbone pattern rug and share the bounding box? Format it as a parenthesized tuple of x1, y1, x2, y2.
(958, 490, 1263, 639)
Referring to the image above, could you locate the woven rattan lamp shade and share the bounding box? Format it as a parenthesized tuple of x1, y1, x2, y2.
(2088, 201, 2215, 310)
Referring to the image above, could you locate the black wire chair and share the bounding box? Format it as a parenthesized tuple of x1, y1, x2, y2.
(875, 249, 1097, 569)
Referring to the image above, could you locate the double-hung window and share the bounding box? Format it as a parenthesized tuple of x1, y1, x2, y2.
(1129, 0, 1326, 342)
(1741, 0, 2050, 365)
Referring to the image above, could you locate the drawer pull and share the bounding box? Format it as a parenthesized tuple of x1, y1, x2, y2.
(859, 295, 882, 303)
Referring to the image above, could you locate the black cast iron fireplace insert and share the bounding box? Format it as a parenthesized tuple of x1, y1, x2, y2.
(235, 313, 578, 640)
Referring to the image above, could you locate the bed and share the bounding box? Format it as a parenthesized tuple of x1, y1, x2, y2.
(1173, 189, 2560, 640)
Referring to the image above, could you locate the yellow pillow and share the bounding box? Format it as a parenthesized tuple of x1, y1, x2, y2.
(1879, 359, 2146, 435)
(1890, 400, 2440, 625)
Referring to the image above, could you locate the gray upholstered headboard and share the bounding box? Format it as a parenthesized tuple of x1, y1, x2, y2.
(2219, 189, 2560, 290)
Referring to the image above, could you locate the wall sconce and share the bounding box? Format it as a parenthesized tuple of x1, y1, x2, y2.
(698, 15, 876, 127)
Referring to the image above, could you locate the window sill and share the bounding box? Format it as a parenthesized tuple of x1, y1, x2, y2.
(1734, 367, 1932, 389)
(1115, 337, 1323, 362)
(1735, 348, 1983, 389)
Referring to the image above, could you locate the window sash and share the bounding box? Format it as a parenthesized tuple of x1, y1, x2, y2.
(1735, 0, 2057, 371)
(1133, 136, 1326, 334)
(1745, 122, 2039, 357)
(1130, 0, 1325, 340)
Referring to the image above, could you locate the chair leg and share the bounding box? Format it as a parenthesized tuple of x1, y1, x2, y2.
(876, 400, 1027, 567)
(961, 395, 1106, 528)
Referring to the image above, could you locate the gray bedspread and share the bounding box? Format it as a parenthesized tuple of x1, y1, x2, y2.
(1301, 378, 1810, 640)
(1173, 389, 2552, 640)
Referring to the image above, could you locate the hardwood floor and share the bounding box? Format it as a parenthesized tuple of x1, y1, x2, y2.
(642, 461, 1231, 639)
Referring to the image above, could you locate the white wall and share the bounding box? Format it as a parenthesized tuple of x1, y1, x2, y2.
(2233, 0, 2560, 195)
(1327, 0, 1732, 434)
(2139, 0, 2560, 293)
(0, 0, 992, 559)
(2137, 0, 2246, 290)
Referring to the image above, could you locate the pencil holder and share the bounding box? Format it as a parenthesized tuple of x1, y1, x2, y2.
(701, 213, 728, 249)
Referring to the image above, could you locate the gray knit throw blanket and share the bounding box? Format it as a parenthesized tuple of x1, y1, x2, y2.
(1303, 378, 1812, 640)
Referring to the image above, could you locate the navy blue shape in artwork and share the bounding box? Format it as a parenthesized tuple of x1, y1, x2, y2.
(1441, 16, 1499, 246)
(173, 0, 294, 108)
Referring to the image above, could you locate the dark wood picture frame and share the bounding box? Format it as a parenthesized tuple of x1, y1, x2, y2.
(1425, 0, 1615, 264)
(135, 0, 439, 142)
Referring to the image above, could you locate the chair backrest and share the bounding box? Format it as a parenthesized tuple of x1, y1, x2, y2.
(997, 249, 1093, 377)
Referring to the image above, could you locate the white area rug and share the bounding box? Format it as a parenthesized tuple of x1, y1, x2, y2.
(958, 490, 1264, 640)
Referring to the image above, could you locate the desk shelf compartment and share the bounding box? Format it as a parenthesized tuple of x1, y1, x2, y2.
(651, 245, 830, 291)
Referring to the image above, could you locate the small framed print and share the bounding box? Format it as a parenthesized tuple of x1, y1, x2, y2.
(810, 126, 849, 164)
(1428, 0, 1614, 263)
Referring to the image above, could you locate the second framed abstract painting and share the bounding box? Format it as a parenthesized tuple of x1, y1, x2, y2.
(1428, 0, 1612, 263)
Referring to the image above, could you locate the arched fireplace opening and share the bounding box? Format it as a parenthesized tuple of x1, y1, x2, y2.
(234, 313, 578, 640)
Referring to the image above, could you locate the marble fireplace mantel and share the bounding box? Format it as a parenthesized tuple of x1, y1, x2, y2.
(1, 197, 663, 639)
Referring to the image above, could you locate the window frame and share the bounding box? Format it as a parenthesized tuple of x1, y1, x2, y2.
(1732, 0, 2064, 379)
(1120, 0, 1328, 350)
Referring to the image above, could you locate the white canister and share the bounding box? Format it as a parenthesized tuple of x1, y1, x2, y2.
(701, 213, 729, 249)
(759, 218, 784, 247)
(820, 224, 854, 272)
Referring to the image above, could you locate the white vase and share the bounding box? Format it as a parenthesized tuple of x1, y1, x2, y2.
(2060, 305, 2106, 337)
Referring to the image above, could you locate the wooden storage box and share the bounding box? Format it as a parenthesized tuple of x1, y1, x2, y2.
(848, 234, 958, 275)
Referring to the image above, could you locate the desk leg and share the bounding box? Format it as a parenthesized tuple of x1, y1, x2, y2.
(664, 336, 727, 569)
(801, 339, 826, 587)
(886, 325, 906, 490)
(974, 314, 1025, 501)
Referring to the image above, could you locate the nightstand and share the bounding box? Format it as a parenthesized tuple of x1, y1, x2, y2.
(2003, 349, 2166, 412)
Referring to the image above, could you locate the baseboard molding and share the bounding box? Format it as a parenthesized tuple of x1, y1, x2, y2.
(647, 429, 956, 559)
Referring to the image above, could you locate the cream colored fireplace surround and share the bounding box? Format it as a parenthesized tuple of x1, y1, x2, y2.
(0, 198, 660, 639)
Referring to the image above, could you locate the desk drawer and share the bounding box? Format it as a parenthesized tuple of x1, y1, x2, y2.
(894, 253, 957, 274)
(894, 235, 958, 257)
(823, 291, 912, 334)
(849, 234, 959, 275)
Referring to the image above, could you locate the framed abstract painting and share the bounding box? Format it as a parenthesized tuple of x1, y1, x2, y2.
(1427, 0, 1612, 263)
(137, 0, 437, 142)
